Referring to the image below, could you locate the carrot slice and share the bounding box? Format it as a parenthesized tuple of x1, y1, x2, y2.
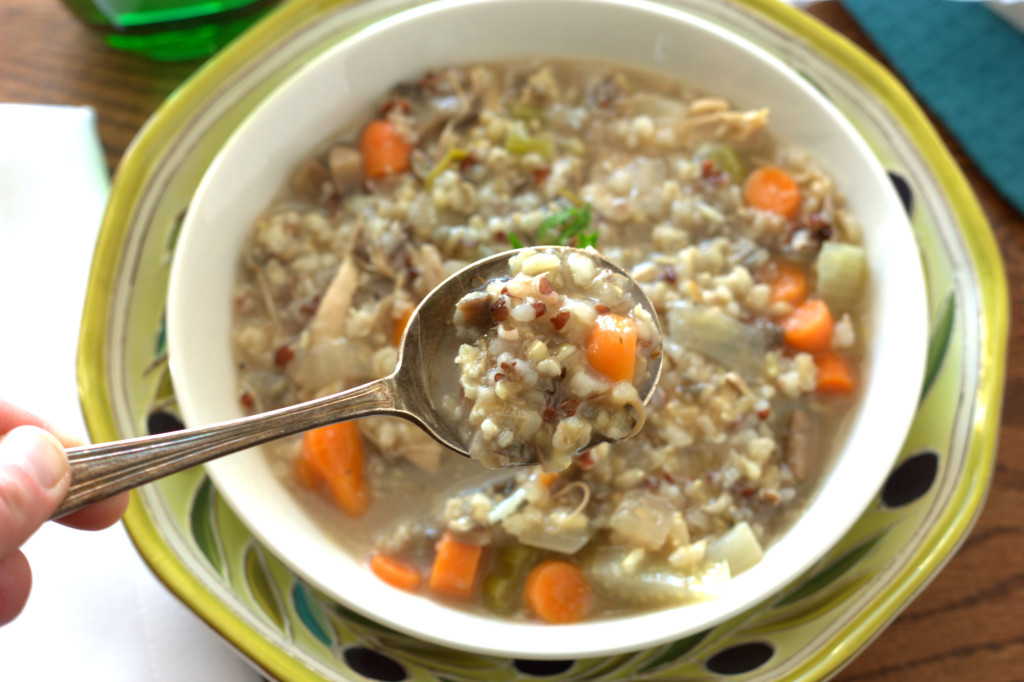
(392, 307, 414, 347)
(815, 351, 856, 393)
(370, 553, 423, 591)
(523, 559, 591, 624)
(428, 531, 483, 598)
(743, 166, 801, 218)
(768, 261, 809, 305)
(359, 119, 412, 178)
(781, 299, 834, 353)
(586, 313, 638, 383)
(301, 422, 369, 516)
(294, 455, 316, 489)
(537, 471, 560, 488)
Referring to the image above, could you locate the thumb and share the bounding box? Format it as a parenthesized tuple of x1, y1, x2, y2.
(0, 426, 70, 556)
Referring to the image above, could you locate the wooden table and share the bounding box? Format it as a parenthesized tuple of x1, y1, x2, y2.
(1, 1, 1021, 679)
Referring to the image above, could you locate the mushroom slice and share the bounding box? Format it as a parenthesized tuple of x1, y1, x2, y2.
(328, 144, 363, 193)
(784, 408, 817, 483)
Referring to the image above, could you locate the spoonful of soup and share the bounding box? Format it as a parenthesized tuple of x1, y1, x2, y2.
(55, 246, 663, 518)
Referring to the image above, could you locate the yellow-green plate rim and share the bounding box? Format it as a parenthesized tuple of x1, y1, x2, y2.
(76, 0, 1009, 679)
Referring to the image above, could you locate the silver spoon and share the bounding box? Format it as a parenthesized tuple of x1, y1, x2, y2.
(56, 246, 663, 518)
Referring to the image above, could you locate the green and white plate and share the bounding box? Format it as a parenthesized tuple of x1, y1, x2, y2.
(77, 0, 1008, 680)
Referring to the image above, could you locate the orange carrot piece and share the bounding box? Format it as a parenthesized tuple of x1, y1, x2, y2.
(523, 559, 592, 624)
(370, 553, 423, 591)
(302, 422, 369, 516)
(586, 313, 638, 383)
(815, 351, 856, 394)
(768, 261, 809, 305)
(743, 166, 801, 218)
(294, 455, 316, 489)
(428, 531, 483, 598)
(360, 119, 412, 178)
(392, 307, 414, 347)
(781, 299, 834, 353)
(537, 471, 560, 487)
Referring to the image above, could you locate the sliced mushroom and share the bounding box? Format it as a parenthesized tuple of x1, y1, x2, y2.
(784, 408, 817, 483)
(456, 291, 494, 328)
(291, 157, 330, 201)
(328, 144, 363, 193)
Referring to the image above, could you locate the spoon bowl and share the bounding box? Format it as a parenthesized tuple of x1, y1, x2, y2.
(398, 245, 665, 459)
(57, 246, 662, 518)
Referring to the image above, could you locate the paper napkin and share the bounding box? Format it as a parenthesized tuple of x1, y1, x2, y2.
(0, 103, 258, 682)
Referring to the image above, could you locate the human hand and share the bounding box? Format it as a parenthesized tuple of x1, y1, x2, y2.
(0, 398, 129, 625)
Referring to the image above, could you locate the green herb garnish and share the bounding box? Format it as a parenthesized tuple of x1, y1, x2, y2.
(508, 202, 599, 249)
(538, 203, 597, 247)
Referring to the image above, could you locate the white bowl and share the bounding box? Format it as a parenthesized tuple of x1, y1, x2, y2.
(168, 0, 928, 660)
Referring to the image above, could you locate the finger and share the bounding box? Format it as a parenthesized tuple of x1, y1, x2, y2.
(0, 549, 31, 626)
(0, 398, 50, 432)
(56, 491, 130, 531)
(0, 398, 86, 448)
(0, 427, 70, 556)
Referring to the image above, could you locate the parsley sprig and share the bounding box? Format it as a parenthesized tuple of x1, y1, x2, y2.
(510, 203, 598, 249)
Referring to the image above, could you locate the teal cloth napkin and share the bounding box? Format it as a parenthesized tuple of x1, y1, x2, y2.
(842, 0, 1024, 216)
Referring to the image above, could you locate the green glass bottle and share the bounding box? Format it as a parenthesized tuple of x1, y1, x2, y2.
(60, 0, 280, 62)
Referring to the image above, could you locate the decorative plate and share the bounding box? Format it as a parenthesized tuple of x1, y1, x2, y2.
(77, 0, 1008, 680)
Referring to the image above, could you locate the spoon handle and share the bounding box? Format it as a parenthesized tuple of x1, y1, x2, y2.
(54, 375, 400, 519)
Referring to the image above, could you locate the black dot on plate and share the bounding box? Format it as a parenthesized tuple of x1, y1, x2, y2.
(513, 659, 575, 676)
(705, 642, 774, 675)
(343, 647, 407, 682)
(888, 171, 914, 217)
(147, 410, 184, 435)
(882, 451, 938, 508)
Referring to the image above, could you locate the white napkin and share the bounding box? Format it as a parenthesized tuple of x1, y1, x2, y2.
(0, 104, 258, 682)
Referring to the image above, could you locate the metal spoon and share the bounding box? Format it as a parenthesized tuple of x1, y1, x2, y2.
(56, 246, 663, 518)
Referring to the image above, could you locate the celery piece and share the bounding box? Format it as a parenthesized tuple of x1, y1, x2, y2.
(482, 572, 519, 614)
(510, 101, 545, 121)
(696, 143, 747, 183)
(504, 131, 553, 157)
(423, 147, 469, 189)
(481, 543, 538, 615)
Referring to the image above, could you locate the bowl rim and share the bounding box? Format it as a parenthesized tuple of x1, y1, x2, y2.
(163, 0, 931, 661)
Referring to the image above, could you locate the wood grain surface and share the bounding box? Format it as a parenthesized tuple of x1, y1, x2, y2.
(1, 1, 1021, 680)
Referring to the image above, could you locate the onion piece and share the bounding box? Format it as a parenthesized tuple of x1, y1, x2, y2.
(705, 521, 764, 576)
(584, 546, 692, 606)
(666, 301, 770, 378)
(815, 241, 866, 313)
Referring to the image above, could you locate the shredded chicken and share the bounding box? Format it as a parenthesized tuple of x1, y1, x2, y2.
(411, 243, 447, 297)
(675, 108, 769, 147)
(359, 416, 443, 473)
(310, 254, 358, 346)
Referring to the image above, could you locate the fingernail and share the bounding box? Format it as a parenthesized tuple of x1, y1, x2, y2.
(1, 426, 69, 490)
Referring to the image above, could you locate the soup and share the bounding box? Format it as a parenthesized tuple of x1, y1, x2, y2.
(230, 59, 866, 623)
